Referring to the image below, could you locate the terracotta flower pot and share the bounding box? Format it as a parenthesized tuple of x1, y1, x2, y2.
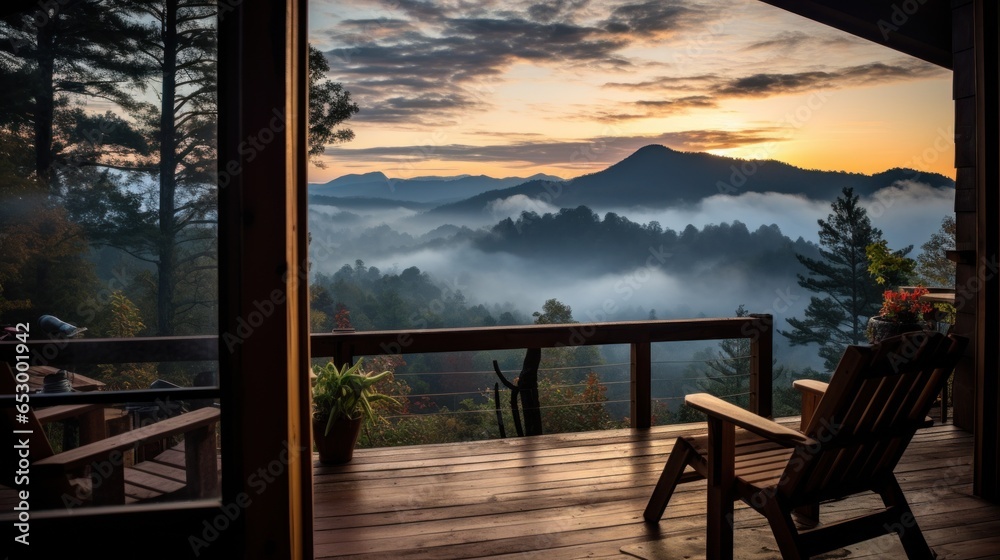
(866, 315, 927, 344)
(313, 415, 363, 465)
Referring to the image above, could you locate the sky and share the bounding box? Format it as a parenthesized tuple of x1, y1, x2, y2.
(306, 0, 955, 184)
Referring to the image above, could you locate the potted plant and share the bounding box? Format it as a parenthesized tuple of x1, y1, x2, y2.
(866, 286, 934, 344)
(311, 358, 395, 464)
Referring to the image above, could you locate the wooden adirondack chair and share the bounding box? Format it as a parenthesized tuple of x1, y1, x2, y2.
(1, 362, 220, 509)
(643, 331, 968, 560)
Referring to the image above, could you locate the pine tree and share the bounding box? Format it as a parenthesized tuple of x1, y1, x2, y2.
(780, 187, 905, 370)
(692, 304, 752, 406)
(916, 215, 956, 288)
(0, 1, 150, 190)
(308, 45, 359, 162)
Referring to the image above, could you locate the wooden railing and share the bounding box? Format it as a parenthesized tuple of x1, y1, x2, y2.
(0, 315, 773, 427)
(311, 315, 773, 427)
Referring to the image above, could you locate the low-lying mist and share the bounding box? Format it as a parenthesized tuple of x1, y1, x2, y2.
(307, 180, 953, 373)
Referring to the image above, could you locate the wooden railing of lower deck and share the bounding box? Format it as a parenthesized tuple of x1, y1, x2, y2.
(0, 315, 773, 426)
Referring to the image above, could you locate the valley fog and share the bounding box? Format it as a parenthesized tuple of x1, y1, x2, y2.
(307, 180, 953, 372)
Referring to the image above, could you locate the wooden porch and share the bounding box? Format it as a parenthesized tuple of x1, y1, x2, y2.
(313, 416, 998, 559)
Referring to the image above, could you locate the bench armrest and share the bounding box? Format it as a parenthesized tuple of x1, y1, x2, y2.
(35, 407, 219, 470)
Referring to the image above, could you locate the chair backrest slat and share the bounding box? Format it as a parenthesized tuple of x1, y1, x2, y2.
(780, 332, 967, 502)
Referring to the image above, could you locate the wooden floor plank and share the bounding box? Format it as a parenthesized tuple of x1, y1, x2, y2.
(313, 419, 1000, 559)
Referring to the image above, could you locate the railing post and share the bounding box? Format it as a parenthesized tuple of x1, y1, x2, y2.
(631, 341, 652, 429)
(749, 314, 773, 418)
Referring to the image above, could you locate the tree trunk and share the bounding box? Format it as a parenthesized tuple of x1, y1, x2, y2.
(157, 0, 179, 336)
(33, 19, 55, 190)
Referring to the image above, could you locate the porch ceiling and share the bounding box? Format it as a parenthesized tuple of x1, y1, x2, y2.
(757, 0, 953, 69)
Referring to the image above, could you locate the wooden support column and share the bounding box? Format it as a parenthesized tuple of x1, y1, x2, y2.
(218, 0, 313, 556)
(951, 0, 978, 433)
(972, 0, 1000, 502)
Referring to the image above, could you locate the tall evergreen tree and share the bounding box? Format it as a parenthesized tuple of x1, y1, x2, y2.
(780, 187, 905, 370)
(693, 304, 752, 405)
(0, 1, 149, 190)
(130, 0, 218, 335)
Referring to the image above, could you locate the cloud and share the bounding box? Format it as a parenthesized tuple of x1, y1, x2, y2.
(714, 61, 946, 97)
(322, 129, 785, 171)
(741, 30, 858, 52)
(486, 194, 560, 220)
(860, 180, 956, 251)
(601, 1, 715, 39)
(601, 181, 953, 251)
(597, 60, 946, 124)
(315, 0, 729, 125)
(592, 95, 718, 121)
(603, 74, 721, 92)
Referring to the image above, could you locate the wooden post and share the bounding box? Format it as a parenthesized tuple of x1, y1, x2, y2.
(973, 0, 1000, 501)
(520, 348, 543, 436)
(631, 341, 652, 429)
(749, 314, 773, 419)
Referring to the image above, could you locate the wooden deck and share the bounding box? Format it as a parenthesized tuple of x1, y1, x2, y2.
(312, 416, 1000, 559)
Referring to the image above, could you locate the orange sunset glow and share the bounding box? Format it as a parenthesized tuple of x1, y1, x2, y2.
(307, 0, 953, 183)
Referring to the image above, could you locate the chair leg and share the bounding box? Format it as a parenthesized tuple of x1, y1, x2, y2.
(762, 495, 805, 560)
(706, 418, 735, 560)
(644, 438, 697, 522)
(792, 502, 820, 528)
(879, 477, 936, 560)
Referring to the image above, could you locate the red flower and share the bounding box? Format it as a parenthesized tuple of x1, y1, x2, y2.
(879, 287, 933, 323)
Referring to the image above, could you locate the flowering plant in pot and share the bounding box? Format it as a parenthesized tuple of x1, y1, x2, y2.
(866, 286, 934, 344)
(311, 358, 396, 464)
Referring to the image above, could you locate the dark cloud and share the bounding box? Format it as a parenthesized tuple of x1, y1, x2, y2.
(601, 60, 944, 111)
(319, 0, 727, 124)
(527, 0, 592, 23)
(716, 71, 831, 96)
(317, 2, 946, 129)
(715, 62, 945, 97)
(743, 31, 859, 52)
(601, 1, 705, 38)
(357, 94, 481, 125)
(321, 128, 785, 170)
(392, 0, 450, 22)
(603, 74, 721, 92)
(591, 95, 718, 121)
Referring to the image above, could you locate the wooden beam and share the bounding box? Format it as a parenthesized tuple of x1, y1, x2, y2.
(218, 0, 311, 556)
(756, 0, 952, 69)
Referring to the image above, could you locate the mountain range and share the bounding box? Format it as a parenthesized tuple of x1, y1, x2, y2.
(309, 171, 564, 203)
(310, 145, 955, 216)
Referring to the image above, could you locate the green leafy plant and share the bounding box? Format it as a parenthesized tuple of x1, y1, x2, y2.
(866, 240, 916, 285)
(311, 358, 397, 436)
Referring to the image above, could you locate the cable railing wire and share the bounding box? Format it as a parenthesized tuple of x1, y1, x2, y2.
(380, 398, 633, 420)
(374, 355, 746, 380)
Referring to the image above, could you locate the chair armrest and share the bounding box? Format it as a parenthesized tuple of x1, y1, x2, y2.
(685, 393, 816, 448)
(792, 379, 828, 398)
(793, 379, 829, 431)
(35, 407, 219, 471)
